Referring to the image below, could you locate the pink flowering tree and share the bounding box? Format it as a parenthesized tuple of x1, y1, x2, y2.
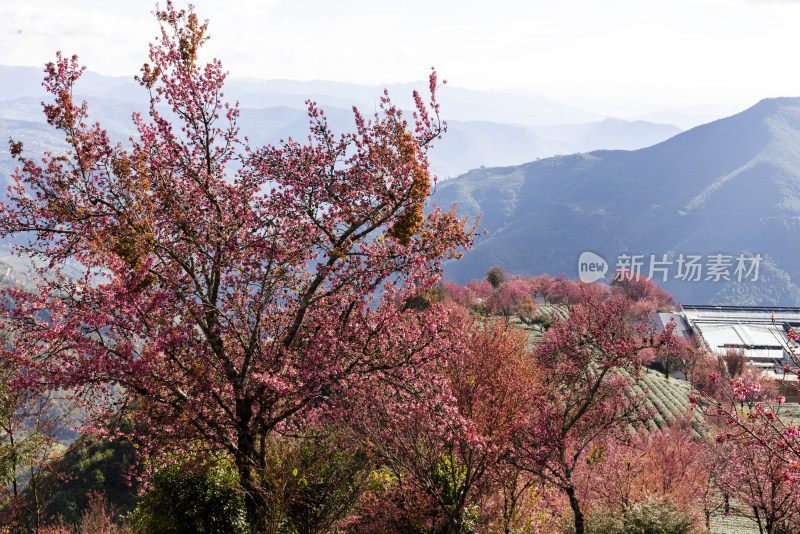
(531, 274, 609, 306)
(575, 422, 710, 527)
(610, 269, 675, 311)
(485, 276, 538, 322)
(511, 296, 678, 534)
(0, 4, 473, 531)
(440, 280, 478, 310)
(354, 312, 536, 533)
(691, 372, 800, 484)
(443, 273, 545, 321)
(690, 326, 800, 488)
(712, 434, 800, 533)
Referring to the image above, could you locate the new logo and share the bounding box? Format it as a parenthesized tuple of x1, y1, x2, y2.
(578, 252, 608, 283)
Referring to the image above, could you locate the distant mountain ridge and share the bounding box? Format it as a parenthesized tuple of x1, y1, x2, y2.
(433, 97, 800, 306)
(9, 65, 787, 304)
(0, 65, 681, 178)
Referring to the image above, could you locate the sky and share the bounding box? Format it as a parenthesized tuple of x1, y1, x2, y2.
(2, 0, 800, 117)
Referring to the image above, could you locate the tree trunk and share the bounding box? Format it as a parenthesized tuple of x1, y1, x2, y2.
(752, 506, 764, 534)
(451, 514, 463, 534)
(236, 396, 275, 534)
(236, 424, 271, 534)
(30, 466, 40, 534)
(239, 462, 271, 534)
(566, 485, 585, 534)
(9, 431, 17, 497)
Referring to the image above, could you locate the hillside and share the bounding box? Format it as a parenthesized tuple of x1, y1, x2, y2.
(434, 97, 800, 305)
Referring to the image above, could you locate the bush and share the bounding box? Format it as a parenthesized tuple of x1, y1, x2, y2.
(520, 312, 554, 329)
(486, 267, 506, 289)
(38, 492, 131, 534)
(586, 497, 699, 534)
(342, 469, 447, 534)
(275, 432, 372, 534)
(128, 462, 247, 534)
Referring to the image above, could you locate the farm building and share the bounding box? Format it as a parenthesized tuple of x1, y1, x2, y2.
(655, 304, 800, 381)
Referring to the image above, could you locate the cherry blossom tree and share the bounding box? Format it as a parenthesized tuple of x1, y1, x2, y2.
(531, 274, 608, 306)
(485, 276, 538, 323)
(355, 312, 536, 533)
(610, 269, 675, 310)
(713, 435, 800, 533)
(0, 4, 472, 531)
(691, 374, 800, 486)
(689, 333, 800, 488)
(576, 422, 710, 527)
(511, 296, 677, 534)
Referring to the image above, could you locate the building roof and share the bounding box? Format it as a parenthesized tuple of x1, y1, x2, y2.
(671, 304, 800, 377)
(654, 312, 692, 337)
(680, 304, 800, 324)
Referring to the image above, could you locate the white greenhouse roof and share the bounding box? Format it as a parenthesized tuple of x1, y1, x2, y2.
(677, 304, 800, 364)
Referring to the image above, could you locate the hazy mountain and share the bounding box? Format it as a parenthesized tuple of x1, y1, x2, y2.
(0, 65, 691, 290)
(433, 97, 800, 306)
(219, 78, 605, 125)
(0, 65, 682, 178)
(632, 108, 740, 132)
(0, 65, 600, 124)
(531, 119, 681, 153)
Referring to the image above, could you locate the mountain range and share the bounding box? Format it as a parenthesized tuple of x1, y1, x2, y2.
(3, 66, 798, 305)
(0, 65, 681, 178)
(433, 97, 800, 306)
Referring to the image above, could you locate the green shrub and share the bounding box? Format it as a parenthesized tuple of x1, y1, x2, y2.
(520, 313, 554, 329)
(272, 430, 372, 534)
(129, 462, 247, 534)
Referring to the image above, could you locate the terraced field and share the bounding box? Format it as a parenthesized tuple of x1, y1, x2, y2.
(633, 369, 706, 439)
(709, 512, 761, 534)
